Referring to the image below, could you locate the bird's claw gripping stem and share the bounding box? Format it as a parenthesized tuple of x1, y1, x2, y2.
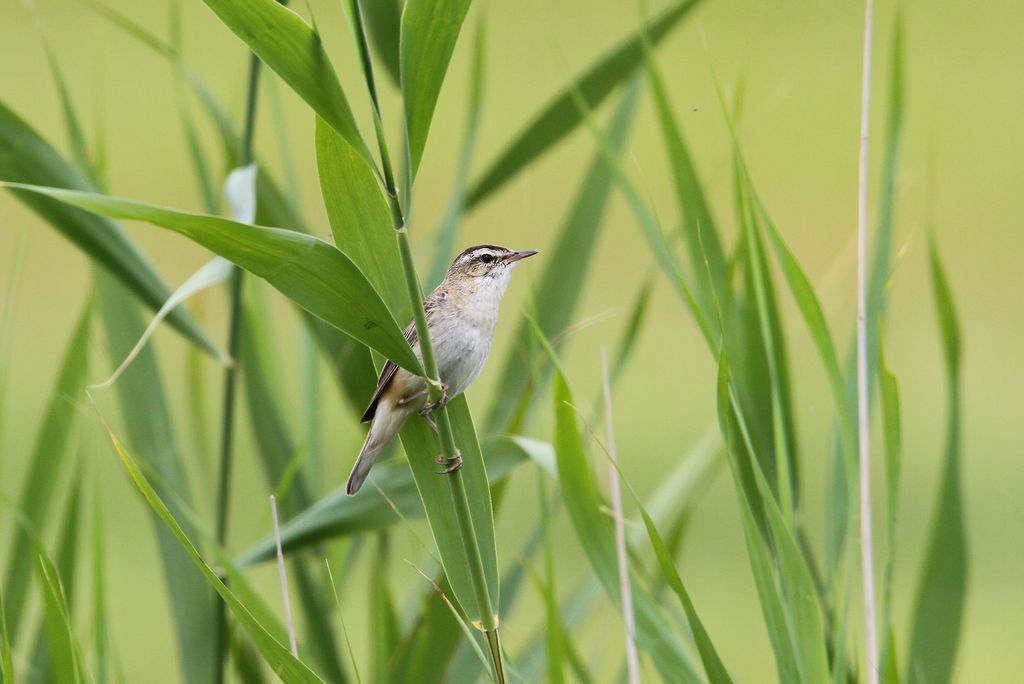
(419, 383, 449, 416)
(434, 449, 463, 474)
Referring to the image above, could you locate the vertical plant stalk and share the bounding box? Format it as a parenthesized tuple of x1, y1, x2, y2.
(601, 349, 639, 684)
(214, 49, 265, 684)
(856, 1, 880, 683)
(270, 496, 298, 657)
(346, 1, 504, 679)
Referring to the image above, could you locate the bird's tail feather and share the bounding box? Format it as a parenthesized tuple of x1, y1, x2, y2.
(346, 400, 406, 495)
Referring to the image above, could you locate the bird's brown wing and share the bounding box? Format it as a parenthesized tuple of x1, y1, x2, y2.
(359, 289, 446, 423)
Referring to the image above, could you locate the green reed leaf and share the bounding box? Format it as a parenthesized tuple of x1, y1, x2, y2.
(0, 102, 218, 357)
(2, 184, 421, 375)
(1, 303, 89, 642)
(400, 0, 472, 177)
(360, 0, 402, 86)
(484, 82, 640, 433)
(35, 551, 86, 684)
(428, 20, 487, 288)
(465, 0, 703, 208)
(97, 419, 325, 683)
(552, 370, 702, 683)
(716, 355, 800, 683)
(905, 239, 967, 684)
(95, 271, 219, 684)
(28, 478, 83, 684)
(239, 295, 348, 683)
(198, 0, 374, 170)
(316, 118, 406, 314)
(237, 434, 525, 565)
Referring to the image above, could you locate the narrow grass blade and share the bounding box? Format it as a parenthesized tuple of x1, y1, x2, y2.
(3, 184, 421, 375)
(369, 535, 400, 682)
(0, 102, 217, 356)
(905, 240, 967, 684)
(756, 196, 855, 465)
(28, 476, 83, 684)
(399, 0, 472, 177)
(0, 228, 28, 482)
(0, 588, 11, 683)
(465, 0, 703, 208)
(316, 118, 406, 314)
(94, 270, 219, 684)
(2, 303, 89, 641)
(639, 507, 733, 684)
(236, 436, 526, 565)
(90, 479, 111, 684)
(428, 20, 487, 288)
(388, 573, 468, 683)
(734, 170, 799, 515)
(95, 416, 326, 683)
(198, 0, 374, 170)
(360, 0, 402, 86)
(485, 82, 640, 433)
(715, 356, 800, 683)
(36, 34, 96, 186)
(36, 552, 87, 684)
(536, 470, 565, 684)
(721, 349, 831, 682)
(551, 370, 702, 682)
(644, 51, 727, 314)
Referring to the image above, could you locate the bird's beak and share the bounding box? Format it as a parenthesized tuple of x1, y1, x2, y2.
(504, 249, 539, 264)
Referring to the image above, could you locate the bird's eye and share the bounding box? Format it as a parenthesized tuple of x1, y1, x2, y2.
(480, 254, 495, 264)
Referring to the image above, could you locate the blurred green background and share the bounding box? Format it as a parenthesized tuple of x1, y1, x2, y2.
(1, 0, 1020, 681)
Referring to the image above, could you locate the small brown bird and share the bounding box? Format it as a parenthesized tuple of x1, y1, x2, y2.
(346, 244, 538, 495)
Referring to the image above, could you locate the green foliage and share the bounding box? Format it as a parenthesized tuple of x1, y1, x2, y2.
(198, 0, 373, 169)
(905, 241, 967, 684)
(465, 0, 704, 207)
(1, 304, 89, 641)
(0, 2, 974, 682)
(0, 104, 217, 356)
(1, 184, 421, 375)
(400, 0, 472, 177)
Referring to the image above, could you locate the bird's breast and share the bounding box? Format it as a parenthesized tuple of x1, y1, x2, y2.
(431, 302, 498, 397)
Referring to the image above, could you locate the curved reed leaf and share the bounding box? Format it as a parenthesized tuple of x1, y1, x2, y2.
(1, 184, 422, 375)
(905, 240, 966, 684)
(28, 479, 83, 684)
(400, 0, 472, 178)
(198, 0, 374, 170)
(484, 82, 640, 433)
(95, 272, 219, 684)
(97, 419, 326, 684)
(552, 370, 702, 683)
(35, 551, 86, 684)
(236, 435, 526, 565)
(316, 118, 406, 314)
(715, 355, 801, 683)
(360, 0, 402, 86)
(428, 20, 487, 288)
(0, 102, 218, 357)
(1, 304, 89, 642)
(465, 0, 703, 208)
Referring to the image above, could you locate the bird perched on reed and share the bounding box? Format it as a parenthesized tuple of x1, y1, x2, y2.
(346, 244, 538, 495)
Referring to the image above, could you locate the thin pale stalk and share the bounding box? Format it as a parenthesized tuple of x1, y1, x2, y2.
(856, 1, 879, 682)
(270, 496, 298, 657)
(601, 349, 639, 684)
